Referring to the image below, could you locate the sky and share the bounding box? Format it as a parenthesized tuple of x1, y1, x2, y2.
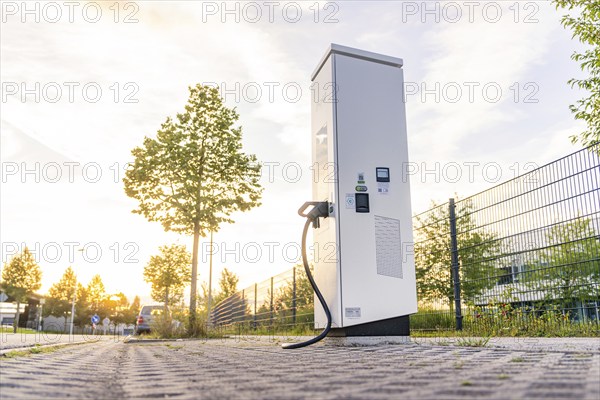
(0, 0, 589, 304)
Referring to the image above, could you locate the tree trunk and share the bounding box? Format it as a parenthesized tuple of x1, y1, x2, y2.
(13, 301, 20, 333)
(189, 222, 200, 329)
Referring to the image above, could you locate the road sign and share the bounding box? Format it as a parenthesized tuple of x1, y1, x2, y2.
(91, 314, 100, 324)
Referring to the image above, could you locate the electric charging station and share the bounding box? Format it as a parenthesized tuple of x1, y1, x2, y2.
(310, 44, 417, 337)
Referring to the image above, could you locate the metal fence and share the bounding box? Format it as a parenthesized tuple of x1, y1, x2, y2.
(211, 144, 600, 335)
(210, 266, 314, 334)
(412, 144, 599, 334)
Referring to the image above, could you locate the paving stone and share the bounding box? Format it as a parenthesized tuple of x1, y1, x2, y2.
(1, 339, 599, 399)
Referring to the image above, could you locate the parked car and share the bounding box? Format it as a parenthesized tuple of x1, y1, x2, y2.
(134, 304, 165, 334)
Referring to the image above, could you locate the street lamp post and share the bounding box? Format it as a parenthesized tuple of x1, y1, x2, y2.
(70, 248, 84, 337)
(69, 278, 77, 337)
(206, 231, 214, 327)
(37, 298, 45, 331)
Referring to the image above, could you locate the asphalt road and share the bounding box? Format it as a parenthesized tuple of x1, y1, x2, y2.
(1, 337, 599, 399)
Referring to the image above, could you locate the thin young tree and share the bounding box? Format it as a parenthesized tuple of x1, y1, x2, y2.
(213, 268, 240, 305)
(124, 84, 263, 327)
(1, 248, 42, 333)
(143, 244, 192, 313)
(46, 266, 77, 320)
(87, 274, 107, 316)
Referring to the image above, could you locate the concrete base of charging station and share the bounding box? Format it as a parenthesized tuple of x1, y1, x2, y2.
(325, 336, 410, 347)
(323, 315, 412, 346)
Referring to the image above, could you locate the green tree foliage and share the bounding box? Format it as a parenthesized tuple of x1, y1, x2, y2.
(87, 274, 107, 316)
(1, 247, 42, 332)
(272, 265, 315, 326)
(143, 244, 192, 310)
(125, 295, 142, 324)
(73, 283, 90, 326)
(274, 265, 314, 312)
(213, 268, 239, 305)
(45, 266, 77, 318)
(130, 295, 141, 312)
(553, 0, 600, 147)
(413, 200, 499, 308)
(105, 292, 132, 325)
(540, 217, 600, 306)
(44, 267, 92, 329)
(124, 84, 263, 321)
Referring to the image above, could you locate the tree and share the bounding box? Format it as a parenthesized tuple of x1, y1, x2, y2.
(87, 275, 107, 316)
(124, 84, 263, 324)
(553, 0, 600, 148)
(539, 217, 600, 308)
(272, 265, 315, 326)
(413, 199, 499, 309)
(46, 266, 77, 319)
(143, 244, 192, 311)
(44, 267, 93, 330)
(104, 292, 131, 325)
(1, 248, 42, 332)
(213, 268, 239, 305)
(130, 295, 141, 312)
(73, 283, 90, 327)
(125, 295, 141, 324)
(274, 264, 314, 312)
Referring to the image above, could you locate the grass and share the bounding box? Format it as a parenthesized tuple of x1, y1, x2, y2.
(411, 306, 600, 338)
(3, 344, 61, 358)
(461, 381, 472, 386)
(455, 336, 491, 347)
(198, 321, 318, 340)
(510, 356, 525, 363)
(574, 353, 591, 359)
(0, 327, 39, 334)
(165, 344, 184, 350)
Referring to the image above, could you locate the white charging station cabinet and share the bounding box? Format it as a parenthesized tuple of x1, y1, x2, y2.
(311, 44, 417, 336)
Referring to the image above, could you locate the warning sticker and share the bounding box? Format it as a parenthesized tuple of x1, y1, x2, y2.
(345, 307, 361, 318)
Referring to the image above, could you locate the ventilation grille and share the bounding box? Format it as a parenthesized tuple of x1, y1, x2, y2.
(374, 215, 403, 279)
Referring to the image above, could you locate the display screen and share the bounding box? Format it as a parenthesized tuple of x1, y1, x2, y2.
(376, 167, 390, 182)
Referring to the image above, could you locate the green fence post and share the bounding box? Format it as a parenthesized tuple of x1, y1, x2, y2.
(449, 198, 463, 331)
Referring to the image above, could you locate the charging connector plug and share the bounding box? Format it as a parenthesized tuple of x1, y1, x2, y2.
(282, 201, 332, 350)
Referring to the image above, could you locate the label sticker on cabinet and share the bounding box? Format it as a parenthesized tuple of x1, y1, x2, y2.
(345, 307, 361, 318)
(377, 183, 390, 195)
(345, 193, 356, 209)
(357, 172, 365, 183)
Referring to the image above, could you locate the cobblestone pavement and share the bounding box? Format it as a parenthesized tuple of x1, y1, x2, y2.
(1, 338, 599, 399)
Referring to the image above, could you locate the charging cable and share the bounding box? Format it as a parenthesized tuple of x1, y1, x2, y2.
(282, 201, 332, 349)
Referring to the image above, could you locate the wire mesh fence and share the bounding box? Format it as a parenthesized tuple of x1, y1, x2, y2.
(412, 144, 600, 335)
(210, 266, 315, 335)
(211, 144, 600, 336)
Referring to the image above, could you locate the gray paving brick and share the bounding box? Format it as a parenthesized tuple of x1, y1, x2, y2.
(1, 339, 599, 399)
